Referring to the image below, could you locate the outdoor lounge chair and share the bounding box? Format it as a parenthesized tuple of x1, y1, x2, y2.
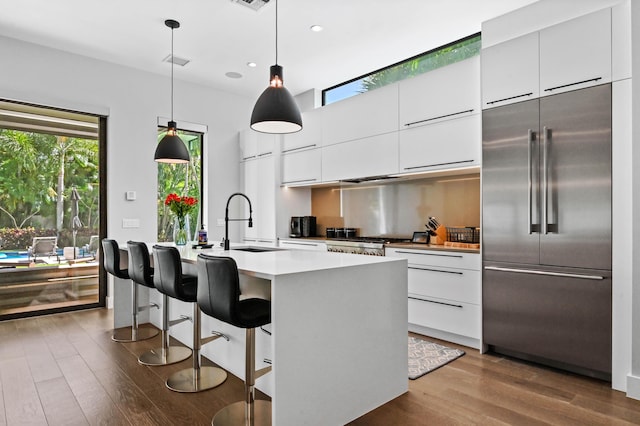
(28, 236, 60, 263)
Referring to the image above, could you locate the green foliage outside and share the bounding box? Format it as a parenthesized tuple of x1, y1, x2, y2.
(361, 35, 481, 92)
(0, 129, 99, 250)
(157, 130, 202, 242)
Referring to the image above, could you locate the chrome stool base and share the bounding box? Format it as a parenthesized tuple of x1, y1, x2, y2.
(212, 400, 271, 426)
(166, 366, 227, 393)
(112, 326, 158, 343)
(138, 346, 192, 366)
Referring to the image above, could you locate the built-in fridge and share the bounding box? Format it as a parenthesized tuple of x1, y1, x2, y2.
(481, 84, 612, 380)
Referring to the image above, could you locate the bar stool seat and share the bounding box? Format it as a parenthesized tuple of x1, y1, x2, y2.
(101, 238, 158, 342)
(153, 245, 228, 393)
(128, 241, 192, 366)
(197, 253, 272, 426)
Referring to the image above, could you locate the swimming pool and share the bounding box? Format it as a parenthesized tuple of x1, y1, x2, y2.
(0, 251, 30, 260)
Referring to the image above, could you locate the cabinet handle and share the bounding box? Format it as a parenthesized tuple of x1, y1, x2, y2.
(404, 109, 474, 127)
(486, 92, 533, 105)
(408, 295, 463, 309)
(527, 129, 535, 235)
(484, 266, 604, 280)
(395, 250, 463, 259)
(257, 240, 273, 243)
(409, 266, 463, 275)
(257, 152, 273, 157)
(544, 77, 602, 92)
(242, 155, 257, 160)
(542, 126, 549, 235)
(281, 178, 318, 185)
(282, 144, 317, 153)
(282, 241, 318, 247)
(404, 159, 474, 171)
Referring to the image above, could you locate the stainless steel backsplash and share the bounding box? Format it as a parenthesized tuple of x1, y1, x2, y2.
(312, 173, 480, 238)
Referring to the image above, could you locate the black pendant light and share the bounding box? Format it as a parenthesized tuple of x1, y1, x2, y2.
(154, 19, 190, 164)
(250, 0, 302, 134)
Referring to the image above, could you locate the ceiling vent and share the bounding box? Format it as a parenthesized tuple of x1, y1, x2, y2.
(163, 54, 190, 67)
(231, 0, 270, 12)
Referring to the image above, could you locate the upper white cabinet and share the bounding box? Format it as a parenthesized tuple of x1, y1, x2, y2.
(321, 83, 398, 146)
(399, 56, 480, 128)
(239, 129, 275, 160)
(398, 114, 480, 173)
(281, 148, 321, 186)
(321, 133, 398, 182)
(282, 108, 322, 153)
(481, 32, 539, 108)
(539, 8, 611, 96)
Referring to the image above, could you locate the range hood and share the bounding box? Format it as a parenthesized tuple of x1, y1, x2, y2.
(339, 175, 400, 184)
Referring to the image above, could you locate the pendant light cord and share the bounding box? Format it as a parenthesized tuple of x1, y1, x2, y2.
(171, 26, 174, 121)
(275, 0, 278, 65)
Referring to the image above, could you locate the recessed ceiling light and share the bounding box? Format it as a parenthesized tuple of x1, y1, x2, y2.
(247, 62, 257, 68)
(225, 71, 243, 79)
(310, 25, 323, 32)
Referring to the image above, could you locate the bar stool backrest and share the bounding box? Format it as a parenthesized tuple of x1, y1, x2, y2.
(102, 238, 129, 279)
(127, 241, 154, 288)
(197, 254, 242, 327)
(153, 245, 190, 300)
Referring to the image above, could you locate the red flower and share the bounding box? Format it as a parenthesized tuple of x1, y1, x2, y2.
(164, 193, 198, 221)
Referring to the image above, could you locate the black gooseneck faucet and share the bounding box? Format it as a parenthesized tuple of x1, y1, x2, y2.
(224, 192, 253, 250)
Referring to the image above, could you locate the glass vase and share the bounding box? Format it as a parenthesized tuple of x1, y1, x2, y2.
(173, 215, 190, 246)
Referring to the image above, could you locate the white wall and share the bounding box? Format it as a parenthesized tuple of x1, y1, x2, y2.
(0, 34, 252, 303)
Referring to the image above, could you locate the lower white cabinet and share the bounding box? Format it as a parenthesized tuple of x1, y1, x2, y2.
(386, 247, 481, 348)
(278, 239, 327, 251)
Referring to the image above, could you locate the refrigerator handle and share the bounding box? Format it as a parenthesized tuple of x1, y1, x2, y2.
(542, 126, 549, 235)
(527, 129, 534, 234)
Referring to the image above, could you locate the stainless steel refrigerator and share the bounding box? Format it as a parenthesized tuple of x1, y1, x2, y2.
(482, 84, 612, 380)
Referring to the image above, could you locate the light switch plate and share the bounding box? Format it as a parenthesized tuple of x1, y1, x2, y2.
(125, 191, 136, 201)
(122, 218, 140, 228)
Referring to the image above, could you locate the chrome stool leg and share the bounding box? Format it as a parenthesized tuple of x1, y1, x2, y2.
(213, 328, 272, 426)
(112, 280, 159, 342)
(138, 294, 192, 365)
(166, 303, 228, 392)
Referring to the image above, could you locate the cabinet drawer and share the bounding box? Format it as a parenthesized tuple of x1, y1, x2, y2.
(386, 248, 480, 271)
(279, 240, 327, 251)
(321, 133, 398, 182)
(408, 267, 480, 305)
(408, 296, 480, 339)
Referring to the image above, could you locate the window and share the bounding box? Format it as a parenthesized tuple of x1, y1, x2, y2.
(156, 127, 203, 243)
(323, 33, 481, 105)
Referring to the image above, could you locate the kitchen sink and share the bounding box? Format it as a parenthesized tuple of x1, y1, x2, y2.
(232, 247, 282, 253)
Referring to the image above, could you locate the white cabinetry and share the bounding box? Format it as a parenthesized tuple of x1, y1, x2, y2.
(321, 133, 398, 182)
(282, 108, 322, 152)
(539, 8, 611, 95)
(399, 56, 480, 128)
(281, 147, 321, 186)
(278, 239, 327, 251)
(239, 129, 275, 160)
(322, 83, 398, 146)
(386, 247, 481, 349)
(398, 114, 480, 173)
(242, 155, 276, 245)
(398, 56, 481, 173)
(481, 32, 539, 108)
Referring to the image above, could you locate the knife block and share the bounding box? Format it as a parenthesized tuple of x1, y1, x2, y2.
(433, 225, 447, 245)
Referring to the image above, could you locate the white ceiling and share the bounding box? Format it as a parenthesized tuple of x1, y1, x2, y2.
(0, 0, 538, 100)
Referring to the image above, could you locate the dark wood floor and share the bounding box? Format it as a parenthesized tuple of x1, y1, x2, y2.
(1, 308, 639, 425)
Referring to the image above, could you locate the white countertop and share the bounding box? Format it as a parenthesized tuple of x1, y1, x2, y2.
(174, 244, 404, 279)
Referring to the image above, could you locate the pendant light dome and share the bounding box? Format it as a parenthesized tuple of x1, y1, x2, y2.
(154, 19, 190, 164)
(250, 0, 302, 134)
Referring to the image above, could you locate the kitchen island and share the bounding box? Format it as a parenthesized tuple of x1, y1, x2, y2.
(114, 244, 408, 426)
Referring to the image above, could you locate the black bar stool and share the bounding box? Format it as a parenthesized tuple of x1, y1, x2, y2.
(197, 253, 272, 426)
(128, 241, 192, 366)
(153, 245, 228, 392)
(101, 238, 159, 342)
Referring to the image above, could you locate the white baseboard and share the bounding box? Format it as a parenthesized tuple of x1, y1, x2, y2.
(408, 323, 480, 350)
(106, 295, 113, 309)
(627, 374, 640, 400)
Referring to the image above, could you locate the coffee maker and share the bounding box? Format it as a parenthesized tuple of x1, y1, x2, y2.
(290, 216, 316, 237)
